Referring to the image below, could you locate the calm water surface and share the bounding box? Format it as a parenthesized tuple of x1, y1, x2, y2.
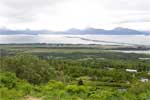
(0, 35, 149, 45)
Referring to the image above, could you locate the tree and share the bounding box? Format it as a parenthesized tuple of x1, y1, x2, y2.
(3, 54, 55, 84)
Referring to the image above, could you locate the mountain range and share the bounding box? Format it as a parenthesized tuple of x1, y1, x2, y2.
(0, 27, 148, 35)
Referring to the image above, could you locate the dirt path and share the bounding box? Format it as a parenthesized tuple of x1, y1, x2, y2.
(25, 96, 41, 100)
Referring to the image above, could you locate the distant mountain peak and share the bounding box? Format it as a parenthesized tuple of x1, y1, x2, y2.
(114, 27, 128, 30)
(0, 27, 148, 35)
(67, 28, 81, 32)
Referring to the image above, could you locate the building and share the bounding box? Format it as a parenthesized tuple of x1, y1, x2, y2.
(140, 78, 149, 82)
(126, 69, 137, 73)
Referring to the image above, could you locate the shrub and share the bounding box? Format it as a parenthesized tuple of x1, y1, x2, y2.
(42, 80, 64, 91)
(0, 87, 24, 100)
(65, 85, 87, 94)
(0, 72, 18, 89)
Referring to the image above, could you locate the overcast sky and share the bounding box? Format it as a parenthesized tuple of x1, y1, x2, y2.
(0, 0, 150, 31)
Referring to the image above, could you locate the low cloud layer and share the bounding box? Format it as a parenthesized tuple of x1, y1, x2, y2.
(0, 0, 150, 30)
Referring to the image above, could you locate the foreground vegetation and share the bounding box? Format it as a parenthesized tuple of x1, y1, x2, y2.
(0, 44, 150, 100)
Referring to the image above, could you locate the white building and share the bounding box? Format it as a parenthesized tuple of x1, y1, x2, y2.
(126, 69, 137, 73)
(140, 78, 149, 82)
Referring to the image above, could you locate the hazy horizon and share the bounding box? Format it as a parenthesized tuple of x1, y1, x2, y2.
(0, 26, 149, 31)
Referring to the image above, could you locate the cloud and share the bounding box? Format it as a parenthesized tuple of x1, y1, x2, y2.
(0, 0, 149, 30)
(112, 11, 150, 24)
(118, 19, 150, 24)
(103, 0, 150, 11)
(0, 0, 68, 22)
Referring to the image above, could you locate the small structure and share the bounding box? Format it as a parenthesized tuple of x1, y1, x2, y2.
(126, 69, 137, 73)
(139, 58, 150, 60)
(140, 78, 149, 82)
(126, 69, 137, 78)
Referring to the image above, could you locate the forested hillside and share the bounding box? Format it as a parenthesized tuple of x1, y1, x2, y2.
(0, 45, 150, 100)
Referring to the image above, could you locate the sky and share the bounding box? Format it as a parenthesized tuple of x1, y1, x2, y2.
(0, 0, 150, 31)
